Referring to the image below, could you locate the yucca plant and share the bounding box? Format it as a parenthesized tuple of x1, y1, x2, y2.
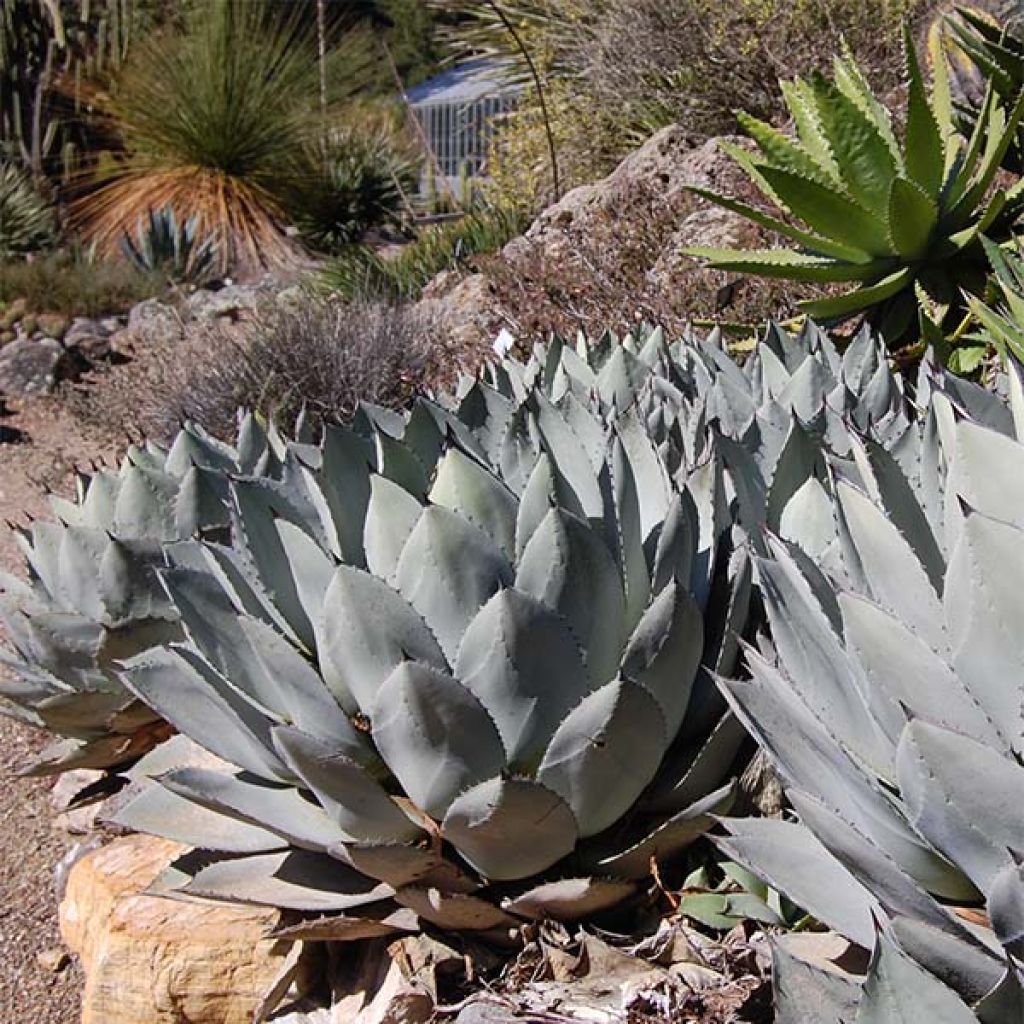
(0, 159, 55, 255)
(77, 2, 369, 272)
(0, 415, 273, 776)
(686, 30, 1024, 349)
(717, 377, 1024, 1018)
(120, 205, 217, 285)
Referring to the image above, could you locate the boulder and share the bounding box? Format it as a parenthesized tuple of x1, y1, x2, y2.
(0, 337, 68, 395)
(60, 834, 290, 1024)
(127, 299, 183, 346)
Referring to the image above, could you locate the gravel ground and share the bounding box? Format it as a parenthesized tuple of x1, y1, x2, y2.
(0, 395, 114, 1024)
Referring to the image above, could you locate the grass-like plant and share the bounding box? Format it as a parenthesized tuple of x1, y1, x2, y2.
(686, 30, 1024, 349)
(76, 2, 338, 272)
(0, 160, 55, 256)
(322, 202, 527, 302)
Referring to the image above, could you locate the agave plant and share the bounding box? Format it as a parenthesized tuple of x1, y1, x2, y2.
(964, 236, 1024, 367)
(716, 372, 1024, 1016)
(686, 31, 1024, 348)
(120, 205, 218, 285)
(110, 331, 768, 927)
(0, 415, 273, 776)
(942, 6, 1024, 174)
(0, 159, 54, 255)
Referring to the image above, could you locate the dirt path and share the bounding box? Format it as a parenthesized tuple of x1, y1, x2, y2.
(0, 396, 116, 1024)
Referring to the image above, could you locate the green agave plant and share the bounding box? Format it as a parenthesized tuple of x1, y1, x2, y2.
(943, 6, 1024, 174)
(0, 415, 272, 776)
(717, 376, 1024, 1019)
(964, 236, 1024, 366)
(686, 30, 1024, 348)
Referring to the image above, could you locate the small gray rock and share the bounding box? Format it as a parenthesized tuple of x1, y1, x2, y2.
(0, 337, 68, 395)
(65, 317, 108, 347)
(187, 283, 268, 320)
(127, 298, 182, 345)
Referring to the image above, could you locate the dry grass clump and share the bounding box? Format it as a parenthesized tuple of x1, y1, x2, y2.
(69, 297, 469, 442)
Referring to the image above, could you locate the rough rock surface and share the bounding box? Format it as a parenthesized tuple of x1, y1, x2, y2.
(0, 337, 69, 395)
(60, 835, 290, 1024)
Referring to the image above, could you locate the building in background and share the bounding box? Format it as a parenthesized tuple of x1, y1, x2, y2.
(406, 60, 522, 201)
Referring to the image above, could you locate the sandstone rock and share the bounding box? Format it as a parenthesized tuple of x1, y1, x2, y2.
(0, 337, 68, 395)
(36, 947, 71, 974)
(60, 834, 290, 1024)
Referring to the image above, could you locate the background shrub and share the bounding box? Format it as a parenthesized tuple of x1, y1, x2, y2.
(70, 297, 458, 441)
(0, 161, 56, 256)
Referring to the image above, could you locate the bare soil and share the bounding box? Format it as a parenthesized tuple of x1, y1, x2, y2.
(0, 396, 116, 1024)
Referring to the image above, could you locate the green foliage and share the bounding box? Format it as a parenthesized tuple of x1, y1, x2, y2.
(0, 160, 55, 255)
(943, 6, 1024, 173)
(291, 121, 419, 255)
(119, 205, 217, 284)
(321, 203, 527, 301)
(687, 32, 1024, 350)
(80, 1, 374, 271)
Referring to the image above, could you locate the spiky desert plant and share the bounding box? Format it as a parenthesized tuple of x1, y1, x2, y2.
(941, 7, 1024, 174)
(965, 236, 1024, 365)
(0, 415, 273, 776)
(290, 120, 419, 255)
(716, 373, 1024, 1017)
(0, 159, 55, 255)
(120, 205, 217, 284)
(111, 334, 766, 926)
(686, 31, 1024, 348)
(77, 1, 330, 272)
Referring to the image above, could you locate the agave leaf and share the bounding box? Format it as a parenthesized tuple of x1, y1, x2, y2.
(888, 178, 938, 260)
(183, 849, 394, 912)
(620, 580, 703, 735)
(429, 447, 518, 561)
(716, 816, 879, 949)
(736, 111, 834, 185)
(112, 783, 287, 854)
(319, 565, 447, 715)
(395, 506, 513, 664)
(684, 248, 893, 284)
(904, 30, 945, 198)
(856, 930, 977, 1024)
(896, 720, 1024, 893)
(370, 662, 506, 821)
(122, 646, 289, 781)
(772, 941, 861, 1024)
(272, 725, 423, 844)
(502, 878, 636, 922)
(270, 907, 419, 942)
(455, 588, 591, 769)
(113, 465, 179, 541)
(800, 267, 914, 321)
(160, 766, 351, 851)
(836, 481, 946, 652)
(442, 776, 578, 881)
(811, 77, 898, 219)
(516, 507, 625, 686)
(946, 512, 1024, 750)
(538, 677, 668, 837)
(840, 593, 1006, 753)
(952, 420, 1024, 529)
(395, 887, 515, 931)
(363, 474, 422, 583)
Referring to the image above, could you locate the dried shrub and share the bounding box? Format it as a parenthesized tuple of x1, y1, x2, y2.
(70, 298, 472, 442)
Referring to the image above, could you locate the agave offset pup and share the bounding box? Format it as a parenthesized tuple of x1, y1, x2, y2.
(113, 334, 765, 928)
(717, 368, 1024, 1019)
(687, 30, 1024, 348)
(0, 416, 272, 776)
